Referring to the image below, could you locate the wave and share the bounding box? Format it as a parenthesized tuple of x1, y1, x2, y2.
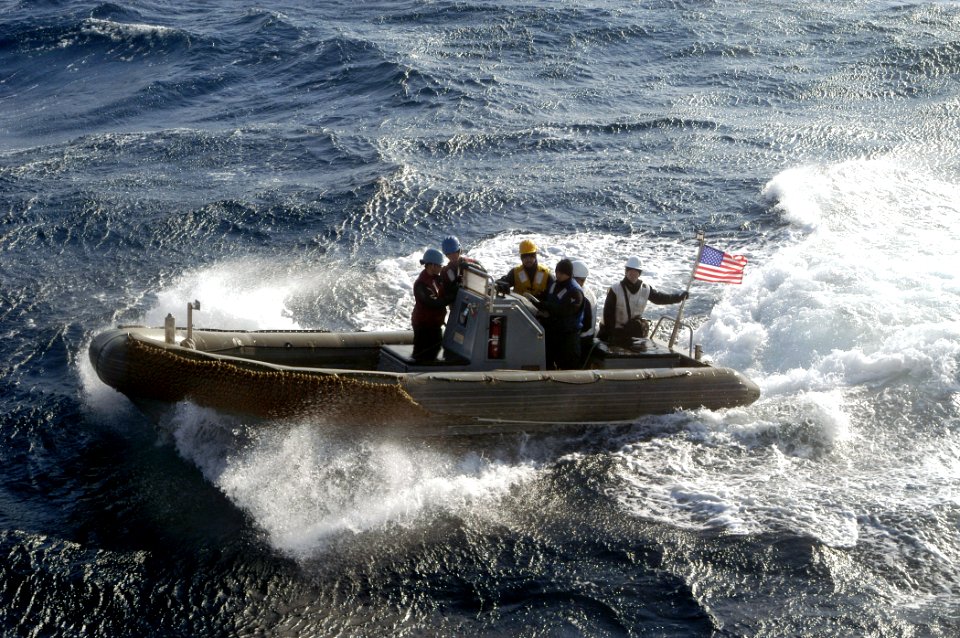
(1, 3, 470, 137)
(883, 39, 960, 83)
(159, 409, 541, 557)
(570, 158, 960, 562)
(0, 10, 195, 56)
(708, 158, 960, 388)
(375, 117, 728, 177)
(4, 0, 960, 634)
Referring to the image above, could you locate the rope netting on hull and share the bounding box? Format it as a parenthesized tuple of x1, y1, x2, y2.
(122, 337, 434, 425)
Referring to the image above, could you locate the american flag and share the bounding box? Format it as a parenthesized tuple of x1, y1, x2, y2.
(694, 245, 748, 284)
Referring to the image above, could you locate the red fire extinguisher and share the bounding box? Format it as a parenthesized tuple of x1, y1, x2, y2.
(488, 316, 503, 359)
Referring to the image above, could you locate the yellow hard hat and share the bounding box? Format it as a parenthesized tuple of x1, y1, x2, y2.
(519, 239, 538, 255)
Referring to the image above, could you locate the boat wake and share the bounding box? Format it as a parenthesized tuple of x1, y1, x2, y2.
(160, 403, 540, 557)
(78, 157, 959, 572)
(604, 157, 960, 610)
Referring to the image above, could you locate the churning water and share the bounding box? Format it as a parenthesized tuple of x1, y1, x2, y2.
(2, 1, 958, 635)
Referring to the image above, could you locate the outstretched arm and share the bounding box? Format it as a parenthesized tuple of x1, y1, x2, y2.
(648, 288, 688, 305)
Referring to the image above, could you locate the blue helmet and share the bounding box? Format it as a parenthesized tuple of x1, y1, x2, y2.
(441, 236, 461, 254)
(420, 248, 444, 265)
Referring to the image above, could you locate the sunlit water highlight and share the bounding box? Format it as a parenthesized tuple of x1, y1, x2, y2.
(4, 0, 960, 635)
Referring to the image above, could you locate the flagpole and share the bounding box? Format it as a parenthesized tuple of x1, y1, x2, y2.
(668, 230, 706, 350)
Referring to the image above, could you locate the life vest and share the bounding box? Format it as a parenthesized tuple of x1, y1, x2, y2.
(611, 281, 650, 328)
(512, 263, 551, 296)
(580, 287, 597, 338)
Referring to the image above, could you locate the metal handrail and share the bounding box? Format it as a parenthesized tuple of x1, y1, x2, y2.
(652, 314, 696, 358)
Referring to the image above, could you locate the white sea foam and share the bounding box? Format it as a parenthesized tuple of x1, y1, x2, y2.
(612, 157, 960, 545)
(141, 229, 711, 334)
(80, 18, 177, 41)
(164, 410, 538, 557)
(144, 259, 307, 330)
(126, 157, 959, 556)
(704, 157, 960, 392)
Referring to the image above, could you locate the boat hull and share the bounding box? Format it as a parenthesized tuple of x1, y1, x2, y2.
(89, 327, 760, 427)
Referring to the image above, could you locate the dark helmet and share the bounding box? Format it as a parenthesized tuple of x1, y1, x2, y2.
(420, 248, 444, 265)
(441, 236, 461, 254)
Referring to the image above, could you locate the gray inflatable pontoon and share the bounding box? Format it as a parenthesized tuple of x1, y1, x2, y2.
(89, 265, 759, 429)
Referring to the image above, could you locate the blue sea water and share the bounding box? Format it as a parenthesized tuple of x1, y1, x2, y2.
(2, 0, 960, 635)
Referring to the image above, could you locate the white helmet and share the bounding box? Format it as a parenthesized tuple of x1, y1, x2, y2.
(625, 256, 642, 271)
(571, 260, 589, 279)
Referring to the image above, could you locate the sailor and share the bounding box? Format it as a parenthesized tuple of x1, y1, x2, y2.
(495, 239, 554, 298)
(598, 255, 687, 347)
(571, 260, 597, 363)
(411, 248, 448, 361)
(438, 235, 482, 305)
(534, 259, 584, 370)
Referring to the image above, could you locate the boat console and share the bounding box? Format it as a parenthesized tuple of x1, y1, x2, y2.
(377, 262, 708, 374)
(378, 263, 547, 373)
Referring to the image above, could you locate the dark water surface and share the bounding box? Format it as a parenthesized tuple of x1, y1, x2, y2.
(2, 1, 959, 635)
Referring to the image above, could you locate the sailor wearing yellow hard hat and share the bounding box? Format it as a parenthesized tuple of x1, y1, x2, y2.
(495, 238, 555, 298)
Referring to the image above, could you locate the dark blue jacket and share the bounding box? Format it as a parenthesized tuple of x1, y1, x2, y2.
(541, 278, 584, 334)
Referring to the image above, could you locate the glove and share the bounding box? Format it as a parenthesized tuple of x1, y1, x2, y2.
(680, 291, 689, 300)
(495, 281, 510, 294)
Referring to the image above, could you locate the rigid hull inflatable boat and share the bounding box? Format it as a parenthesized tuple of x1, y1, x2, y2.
(89, 265, 760, 428)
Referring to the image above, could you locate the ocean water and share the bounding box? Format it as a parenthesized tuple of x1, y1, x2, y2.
(2, 0, 959, 635)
